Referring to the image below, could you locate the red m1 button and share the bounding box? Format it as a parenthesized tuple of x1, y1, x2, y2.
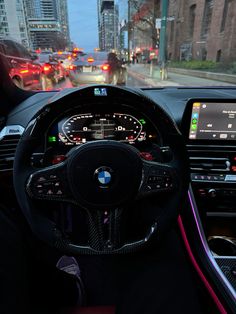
(52, 155, 66, 165)
(139, 152, 153, 161)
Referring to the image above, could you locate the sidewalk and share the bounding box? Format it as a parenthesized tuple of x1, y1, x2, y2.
(127, 64, 180, 87)
(127, 64, 236, 87)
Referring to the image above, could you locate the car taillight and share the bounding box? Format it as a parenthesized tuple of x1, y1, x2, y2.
(101, 64, 110, 71)
(69, 65, 76, 70)
(43, 65, 51, 72)
(20, 69, 29, 74)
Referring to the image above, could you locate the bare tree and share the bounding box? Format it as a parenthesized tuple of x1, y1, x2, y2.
(129, 0, 160, 49)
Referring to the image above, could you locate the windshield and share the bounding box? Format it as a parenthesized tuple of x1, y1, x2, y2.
(0, 0, 235, 91)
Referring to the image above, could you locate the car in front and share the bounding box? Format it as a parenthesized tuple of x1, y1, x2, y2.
(69, 51, 127, 86)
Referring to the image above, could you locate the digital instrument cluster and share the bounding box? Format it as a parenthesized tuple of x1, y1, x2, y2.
(47, 112, 159, 147)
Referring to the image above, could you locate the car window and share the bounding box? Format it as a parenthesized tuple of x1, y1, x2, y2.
(38, 54, 51, 63)
(15, 43, 32, 59)
(2, 40, 19, 58)
(0, 42, 6, 55)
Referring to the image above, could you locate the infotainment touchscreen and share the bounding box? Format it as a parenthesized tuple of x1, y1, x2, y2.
(189, 102, 236, 140)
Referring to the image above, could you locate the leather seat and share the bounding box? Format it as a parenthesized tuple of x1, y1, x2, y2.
(64, 306, 116, 314)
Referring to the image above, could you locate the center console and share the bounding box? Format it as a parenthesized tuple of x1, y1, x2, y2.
(183, 99, 236, 291)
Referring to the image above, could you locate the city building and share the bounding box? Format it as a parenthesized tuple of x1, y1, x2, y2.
(97, 0, 118, 51)
(56, 0, 70, 48)
(167, 0, 236, 63)
(24, 0, 70, 51)
(115, 0, 128, 52)
(0, 0, 29, 47)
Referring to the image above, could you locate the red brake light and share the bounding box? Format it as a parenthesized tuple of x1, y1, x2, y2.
(43, 65, 51, 72)
(101, 64, 110, 71)
(69, 65, 75, 70)
(87, 57, 94, 63)
(20, 69, 29, 74)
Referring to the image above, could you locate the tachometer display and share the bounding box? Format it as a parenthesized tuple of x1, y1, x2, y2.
(61, 113, 143, 145)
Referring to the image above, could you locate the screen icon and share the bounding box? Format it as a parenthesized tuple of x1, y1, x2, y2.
(191, 124, 197, 130)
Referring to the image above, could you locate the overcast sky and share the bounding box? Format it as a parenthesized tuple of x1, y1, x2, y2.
(68, 0, 99, 51)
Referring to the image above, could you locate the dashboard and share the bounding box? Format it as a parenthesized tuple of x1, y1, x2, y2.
(1, 86, 236, 309)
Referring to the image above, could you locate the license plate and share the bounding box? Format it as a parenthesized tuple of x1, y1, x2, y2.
(83, 66, 92, 73)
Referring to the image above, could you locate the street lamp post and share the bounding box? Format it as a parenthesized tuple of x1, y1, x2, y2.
(159, 0, 169, 80)
(128, 0, 131, 65)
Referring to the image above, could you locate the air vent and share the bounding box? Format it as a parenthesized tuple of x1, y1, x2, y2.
(187, 146, 232, 173)
(0, 135, 20, 171)
(189, 157, 230, 172)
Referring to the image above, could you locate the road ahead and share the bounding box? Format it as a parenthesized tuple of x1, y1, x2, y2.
(54, 75, 151, 90)
(54, 66, 236, 90)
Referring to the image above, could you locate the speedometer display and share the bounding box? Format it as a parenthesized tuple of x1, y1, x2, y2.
(60, 113, 144, 145)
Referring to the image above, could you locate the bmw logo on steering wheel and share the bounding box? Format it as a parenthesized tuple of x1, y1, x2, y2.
(95, 167, 113, 187)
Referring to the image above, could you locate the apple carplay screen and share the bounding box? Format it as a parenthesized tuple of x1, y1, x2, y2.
(189, 102, 236, 140)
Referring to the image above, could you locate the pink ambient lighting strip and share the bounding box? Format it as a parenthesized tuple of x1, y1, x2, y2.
(178, 214, 227, 314)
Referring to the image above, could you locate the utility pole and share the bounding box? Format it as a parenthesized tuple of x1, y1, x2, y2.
(159, 0, 169, 80)
(127, 0, 131, 64)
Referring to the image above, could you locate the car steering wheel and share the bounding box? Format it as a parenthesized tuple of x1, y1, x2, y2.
(13, 85, 189, 254)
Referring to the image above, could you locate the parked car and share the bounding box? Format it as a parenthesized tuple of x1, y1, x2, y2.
(69, 51, 127, 86)
(36, 52, 66, 90)
(0, 38, 42, 90)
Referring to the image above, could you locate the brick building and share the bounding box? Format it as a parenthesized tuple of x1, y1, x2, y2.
(167, 0, 236, 63)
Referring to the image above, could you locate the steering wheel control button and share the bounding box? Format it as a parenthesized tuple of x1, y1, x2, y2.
(52, 155, 67, 165)
(140, 152, 153, 161)
(139, 161, 176, 197)
(94, 166, 113, 188)
(27, 166, 69, 200)
(145, 176, 172, 192)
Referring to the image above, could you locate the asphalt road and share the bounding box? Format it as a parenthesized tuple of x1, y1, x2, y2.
(53, 66, 236, 90)
(54, 75, 151, 90)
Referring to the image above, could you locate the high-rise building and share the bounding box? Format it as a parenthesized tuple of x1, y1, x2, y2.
(56, 0, 70, 47)
(0, 0, 29, 47)
(115, 0, 128, 52)
(24, 0, 70, 51)
(97, 0, 118, 51)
